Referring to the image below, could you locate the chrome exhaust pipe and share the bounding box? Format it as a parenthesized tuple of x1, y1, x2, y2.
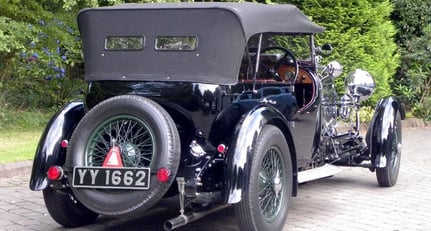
(163, 205, 229, 231)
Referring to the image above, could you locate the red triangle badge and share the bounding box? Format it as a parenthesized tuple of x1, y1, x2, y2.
(103, 146, 123, 167)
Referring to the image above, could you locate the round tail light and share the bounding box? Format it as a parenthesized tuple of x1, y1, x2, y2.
(47, 166, 63, 181)
(157, 168, 171, 183)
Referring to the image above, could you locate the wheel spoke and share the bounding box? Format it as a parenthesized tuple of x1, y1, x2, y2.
(85, 115, 155, 167)
(259, 147, 284, 221)
(390, 125, 401, 172)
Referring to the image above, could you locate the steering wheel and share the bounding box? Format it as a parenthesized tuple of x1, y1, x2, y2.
(259, 46, 298, 83)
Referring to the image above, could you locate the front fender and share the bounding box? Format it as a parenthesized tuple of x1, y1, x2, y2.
(225, 105, 297, 204)
(367, 96, 405, 168)
(29, 101, 85, 190)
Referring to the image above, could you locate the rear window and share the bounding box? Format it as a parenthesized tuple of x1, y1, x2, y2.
(155, 36, 198, 51)
(105, 36, 145, 51)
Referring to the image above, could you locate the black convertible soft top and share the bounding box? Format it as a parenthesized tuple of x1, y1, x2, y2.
(78, 2, 324, 84)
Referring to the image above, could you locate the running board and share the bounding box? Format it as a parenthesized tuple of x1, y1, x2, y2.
(298, 164, 342, 183)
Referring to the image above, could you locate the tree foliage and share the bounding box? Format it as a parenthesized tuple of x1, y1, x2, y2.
(0, 0, 83, 108)
(391, 0, 431, 120)
(3, 0, 429, 122)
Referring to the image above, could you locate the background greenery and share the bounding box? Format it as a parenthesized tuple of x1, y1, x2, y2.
(391, 0, 431, 120)
(0, 0, 430, 163)
(1, 0, 429, 114)
(283, 0, 398, 107)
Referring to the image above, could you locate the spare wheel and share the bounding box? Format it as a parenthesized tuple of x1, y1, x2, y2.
(65, 95, 180, 216)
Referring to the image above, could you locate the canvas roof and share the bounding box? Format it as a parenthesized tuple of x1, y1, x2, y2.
(78, 2, 324, 84)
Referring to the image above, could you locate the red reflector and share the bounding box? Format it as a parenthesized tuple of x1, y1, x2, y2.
(157, 168, 170, 183)
(60, 140, 68, 148)
(102, 146, 123, 168)
(217, 144, 226, 153)
(47, 166, 63, 181)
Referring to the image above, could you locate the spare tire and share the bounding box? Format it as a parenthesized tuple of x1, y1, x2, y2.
(65, 95, 180, 216)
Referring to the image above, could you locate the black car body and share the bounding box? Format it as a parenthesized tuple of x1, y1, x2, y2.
(30, 3, 404, 231)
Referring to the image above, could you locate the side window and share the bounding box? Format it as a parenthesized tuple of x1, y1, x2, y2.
(155, 36, 198, 51)
(105, 36, 145, 51)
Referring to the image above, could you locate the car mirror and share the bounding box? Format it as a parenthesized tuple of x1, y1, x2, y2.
(316, 44, 333, 56)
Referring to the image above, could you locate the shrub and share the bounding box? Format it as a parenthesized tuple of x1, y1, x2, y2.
(0, 0, 84, 109)
(391, 0, 431, 120)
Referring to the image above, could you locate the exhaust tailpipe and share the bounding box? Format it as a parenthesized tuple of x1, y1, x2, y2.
(163, 205, 229, 231)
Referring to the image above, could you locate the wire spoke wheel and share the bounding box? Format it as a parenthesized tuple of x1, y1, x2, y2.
(235, 125, 292, 231)
(85, 115, 155, 168)
(258, 147, 284, 222)
(66, 95, 180, 216)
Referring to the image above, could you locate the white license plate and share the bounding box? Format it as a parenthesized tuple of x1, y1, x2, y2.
(72, 167, 150, 190)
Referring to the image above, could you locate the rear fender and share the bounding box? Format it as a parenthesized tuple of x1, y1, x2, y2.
(367, 96, 405, 168)
(29, 101, 85, 190)
(225, 105, 297, 204)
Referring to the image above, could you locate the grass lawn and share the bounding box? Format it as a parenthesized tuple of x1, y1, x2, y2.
(0, 129, 43, 164)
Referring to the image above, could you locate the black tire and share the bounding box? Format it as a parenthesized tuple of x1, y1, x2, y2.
(43, 187, 98, 227)
(376, 111, 402, 187)
(66, 95, 180, 216)
(234, 125, 293, 231)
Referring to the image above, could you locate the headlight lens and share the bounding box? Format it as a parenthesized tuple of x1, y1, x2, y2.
(345, 69, 375, 101)
(326, 61, 343, 77)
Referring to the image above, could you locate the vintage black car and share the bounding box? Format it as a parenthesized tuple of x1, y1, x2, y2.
(30, 2, 404, 231)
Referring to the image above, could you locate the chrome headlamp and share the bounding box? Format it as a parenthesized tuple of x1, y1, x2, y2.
(345, 69, 375, 101)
